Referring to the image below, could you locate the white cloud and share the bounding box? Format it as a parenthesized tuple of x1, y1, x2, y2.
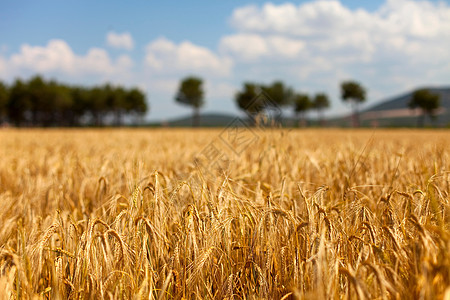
(229, 1, 371, 37)
(226, 0, 450, 64)
(378, 0, 450, 37)
(206, 81, 236, 99)
(80, 48, 113, 74)
(219, 34, 304, 61)
(5, 39, 133, 79)
(219, 34, 268, 61)
(106, 31, 134, 50)
(148, 78, 179, 94)
(10, 40, 75, 73)
(116, 55, 134, 69)
(145, 37, 233, 77)
(230, 0, 450, 39)
(0, 56, 6, 77)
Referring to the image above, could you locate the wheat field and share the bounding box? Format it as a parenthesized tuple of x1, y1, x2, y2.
(0, 128, 449, 299)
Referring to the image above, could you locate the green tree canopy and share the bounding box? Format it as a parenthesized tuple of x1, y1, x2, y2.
(260, 81, 294, 125)
(43, 80, 72, 126)
(341, 81, 366, 127)
(294, 93, 311, 114)
(293, 93, 311, 127)
(88, 86, 108, 125)
(175, 76, 204, 126)
(0, 81, 8, 120)
(262, 81, 294, 107)
(313, 93, 330, 126)
(70, 86, 90, 125)
(1, 77, 148, 127)
(313, 93, 330, 110)
(341, 81, 366, 103)
(104, 84, 127, 125)
(408, 89, 440, 127)
(235, 82, 261, 115)
(126, 88, 148, 120)
(8, 79, 32, 126)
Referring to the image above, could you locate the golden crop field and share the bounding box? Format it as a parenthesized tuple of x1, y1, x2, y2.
(0, 128, 449, 299)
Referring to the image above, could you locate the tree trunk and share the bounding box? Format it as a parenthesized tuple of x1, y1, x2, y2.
(426, 111, 437, 128)
(249, 112, 259, 127)
(193, 107, 200, 127)
(317, 109, 326, 127)
(417, 112, 425, 128)
(276, 110, 283, 127)
(115, 109, 122, 127)
(351, 101, 360, 128)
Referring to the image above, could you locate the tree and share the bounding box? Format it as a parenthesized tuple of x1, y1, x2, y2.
(293, 93, 311, 127)
(70, 86, 90, 126)
(12, 76, 74, 126)
(341, 81, 366, 127)
(236, 82, 292, 126)
(87, 86, 108, 126)
(0, 81, 8, 122)
(46, 81, 72, 126)
(104, 84, 127, 126)
(27, 75, 47, 125)
(408, 89, 440, 127)
(0, 76, 149, 127)
(175, 76, 204, 127)
(312, 93, 330, 126)
(262, 81, 293, 124)
(125, 88, 148, 125)
(235, 82, 262, 122)
(8, 79, 32, 126)
(262, 81, 293, 107)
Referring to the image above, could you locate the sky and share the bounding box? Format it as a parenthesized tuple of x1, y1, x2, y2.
(1, 0, 450, 121)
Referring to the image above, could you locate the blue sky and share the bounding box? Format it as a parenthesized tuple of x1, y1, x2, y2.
(1, 0, 450, 121)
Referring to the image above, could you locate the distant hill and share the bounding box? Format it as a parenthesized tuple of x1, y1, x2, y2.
(359, 87, 450, 127)
(366, 87, 450, 111)
(328, 87, 450, 127)
(151, 113, 244, 127)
